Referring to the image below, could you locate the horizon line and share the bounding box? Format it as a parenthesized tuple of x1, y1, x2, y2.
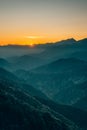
(0, 37, 87, 47)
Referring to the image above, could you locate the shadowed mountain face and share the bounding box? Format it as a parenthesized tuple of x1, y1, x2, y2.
(73, 95, 87, 111)
(0, 68, 78, 130)
(0, 68, 48, 100)
(36, 97, 87, 129)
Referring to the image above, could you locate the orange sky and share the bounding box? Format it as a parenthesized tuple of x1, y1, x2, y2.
(0, 0, 87, 45)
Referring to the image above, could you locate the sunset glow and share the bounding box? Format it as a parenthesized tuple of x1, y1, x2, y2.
(25, 36, 44, 39)
(0, 0, 87, 46)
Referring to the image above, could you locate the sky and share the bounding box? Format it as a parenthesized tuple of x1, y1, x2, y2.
(0, 0, 87, 45)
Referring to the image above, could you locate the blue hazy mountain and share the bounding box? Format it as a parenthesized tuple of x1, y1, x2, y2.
(12, 55, 46, 70)
(0, 38, 87, 71)
(31, 58, 87, 73)
(14, 57, 87, 110)
(39, 38, 87, 62)
(0, 58, 11, 69)
(0, 45, 43, 58)
(0, 38, 86, 60)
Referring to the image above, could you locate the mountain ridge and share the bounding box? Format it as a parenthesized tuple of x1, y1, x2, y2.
(0, 38, 87, 47)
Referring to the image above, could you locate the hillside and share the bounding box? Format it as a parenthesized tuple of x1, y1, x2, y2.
(15, 58, 87, 107)
(0, 76, 78, 130)
(36, 97, 87, 129)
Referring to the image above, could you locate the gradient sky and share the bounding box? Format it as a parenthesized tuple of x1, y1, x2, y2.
(0, 0, 87, 45)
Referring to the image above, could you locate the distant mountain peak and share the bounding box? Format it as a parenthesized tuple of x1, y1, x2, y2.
(59, 38, 76, 43)
(55, 38, 76, 45)
(66, 38, 76, 42)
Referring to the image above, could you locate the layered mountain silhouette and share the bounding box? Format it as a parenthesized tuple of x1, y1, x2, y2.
(15, 57, 87, 107)
(0, 38, 87, 129)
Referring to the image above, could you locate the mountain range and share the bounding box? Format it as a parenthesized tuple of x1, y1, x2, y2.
(0, 38, 87, 129)
(0, 67, 79, 130)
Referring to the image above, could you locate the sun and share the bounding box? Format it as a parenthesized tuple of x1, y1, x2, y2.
(29, 43, 35, 48)
(24, 35, 44, 46)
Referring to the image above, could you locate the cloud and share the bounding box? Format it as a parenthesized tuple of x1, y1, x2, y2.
(25, 36, 44, 39)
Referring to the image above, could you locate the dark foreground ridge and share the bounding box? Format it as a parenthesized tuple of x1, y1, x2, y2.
(0, 70, 78, 130)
